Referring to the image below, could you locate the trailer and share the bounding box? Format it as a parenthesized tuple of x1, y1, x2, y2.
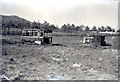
(21, 29, 52, 45)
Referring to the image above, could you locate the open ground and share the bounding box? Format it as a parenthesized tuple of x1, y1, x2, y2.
(1, 35, 119, 80)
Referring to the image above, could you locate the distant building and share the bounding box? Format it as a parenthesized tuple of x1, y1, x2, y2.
(99, 31, 116, 35)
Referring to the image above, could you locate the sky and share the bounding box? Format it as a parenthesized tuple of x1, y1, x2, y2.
(0, 0, 119, 29)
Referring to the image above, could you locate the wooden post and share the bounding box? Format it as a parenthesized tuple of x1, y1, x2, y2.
(13, 27, 14, 35)
(17, 27, 19, 35)
(4, 27, 6, 35)
(51, 37, 52, 44)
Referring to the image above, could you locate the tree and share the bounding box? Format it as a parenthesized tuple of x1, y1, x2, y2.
(61, 24, 66, 35)
(7, 20, 13, 35)
(42, 20, 50, 30)
(85, 26, 90, 31)
(91, 26, 97, 35)
(105, 26, 112, 32)
(71, 24, 75, 35)
(66, 23, 71, 35)
(32, 21, 38, 29)
(112, 28, 115, 32)
(75, 26, 80, 35)
(91, 26, 97, 31)
(61, 24, 66, 32)
(79, 25, 84, 31)
(49, 24, 58, 31)
(98, 26, 106, 32)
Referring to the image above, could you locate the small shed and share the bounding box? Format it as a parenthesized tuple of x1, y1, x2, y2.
(82, 34, 111, 46)
(93, 33, 112, 46)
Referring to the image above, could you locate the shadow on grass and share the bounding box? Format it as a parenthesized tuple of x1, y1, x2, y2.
(51, 43, 66, 46)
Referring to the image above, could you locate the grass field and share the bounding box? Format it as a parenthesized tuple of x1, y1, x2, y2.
(1, 35, 119, 80)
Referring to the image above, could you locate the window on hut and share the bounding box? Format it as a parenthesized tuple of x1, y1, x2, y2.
(22, 31, 26, 36)
(29, 31, 32, 36)
(34, 32, 38, 36)
(40, 33, 43, 36)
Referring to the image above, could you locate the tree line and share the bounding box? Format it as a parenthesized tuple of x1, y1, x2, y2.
(1, 15, 120, 35)
(61, 24, 116, 33)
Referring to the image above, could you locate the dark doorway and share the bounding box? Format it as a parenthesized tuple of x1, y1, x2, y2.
(100, 36, 106, 46)
(43, 37, 50, 44)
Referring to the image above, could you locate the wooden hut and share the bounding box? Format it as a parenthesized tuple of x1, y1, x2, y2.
(93, 32, 112, 46)
(82, 32, 112, 46)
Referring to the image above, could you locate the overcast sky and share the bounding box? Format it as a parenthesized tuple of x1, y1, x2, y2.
(1, 0, 119, 29)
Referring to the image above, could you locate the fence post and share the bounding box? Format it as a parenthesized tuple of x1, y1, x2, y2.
(21, 28, 22, 35)
(8, 27, 10, 35)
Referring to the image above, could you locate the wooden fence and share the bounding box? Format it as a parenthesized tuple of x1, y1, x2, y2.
(2, 28, 22, 35)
